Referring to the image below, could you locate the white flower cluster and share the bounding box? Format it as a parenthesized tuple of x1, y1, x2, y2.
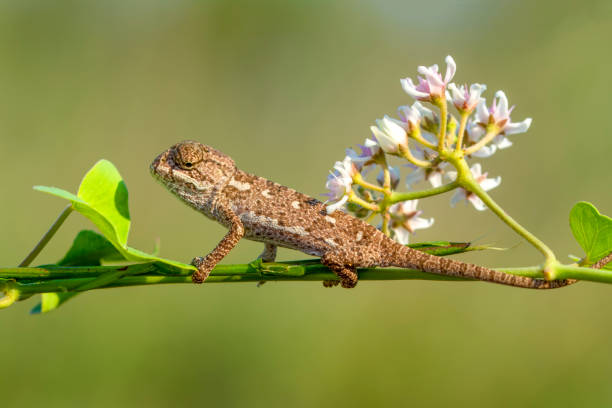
(324, 56, 532, 244)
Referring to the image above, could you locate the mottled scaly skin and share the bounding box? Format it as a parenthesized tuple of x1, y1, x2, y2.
(151, 141, 574, 289)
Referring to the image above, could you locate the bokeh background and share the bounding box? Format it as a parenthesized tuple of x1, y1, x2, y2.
(1, 1, 611, 406)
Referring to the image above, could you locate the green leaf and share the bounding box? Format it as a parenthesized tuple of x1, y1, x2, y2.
(569, 202, 612, 266)
(31, 293, 66, 314)
(408, 241, 489, 256)
(77, 159, 131, 246)
(35, 160, 129, 247)
(58, 230, 125, 266)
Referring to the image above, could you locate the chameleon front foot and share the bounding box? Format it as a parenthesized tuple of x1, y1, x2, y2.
(191, 256, 213, 284)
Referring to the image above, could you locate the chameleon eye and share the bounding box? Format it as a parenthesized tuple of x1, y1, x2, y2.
(175, 142, 203, 170)
(179, 161, 194, 170)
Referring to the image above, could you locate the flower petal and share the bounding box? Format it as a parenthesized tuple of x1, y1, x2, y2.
(444, 55, 456, 83)
(404, 199, 419, 212)
(493, 135, 513, 149)
(405, 168, 424, 188)
(470, 144, 497, 158)
(326, 195, 348, 214)
(475, 98, 489, 124)
(401, 78, 430, 100)
(392, 227, 411, 245)
(447, 83, 463, 103)
(371, 125, 398, 154)
(450, 190, 465, 207)
(469, 163, 483, 178)
(467, 195, 487, 211)
(494, 90, 509, 119)
(409, 216, 435, 231)
(480, 176, 501, 191)
(504, 117, 532, 135)
(428, 171, 443, 188)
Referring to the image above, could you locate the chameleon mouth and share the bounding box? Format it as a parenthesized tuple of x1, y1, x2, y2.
(150, 150, 172, 183)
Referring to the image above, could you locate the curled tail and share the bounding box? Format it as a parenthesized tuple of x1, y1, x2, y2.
(387, 244, 576, 289)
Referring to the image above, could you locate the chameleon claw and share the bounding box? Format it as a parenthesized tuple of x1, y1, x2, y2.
(191, 271, 209, 284)
(340, 278, 357, 289)
(191, 257, 211, 284)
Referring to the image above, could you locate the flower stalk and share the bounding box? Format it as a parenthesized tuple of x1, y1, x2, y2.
(454, 111, 470, 153)
(437, 98, 448, 151)
(449, 157, 558, 267)
(463, 127, 499, 156)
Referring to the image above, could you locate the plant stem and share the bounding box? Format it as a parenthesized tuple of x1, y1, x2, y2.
(0, 264, 158, 279)
(437, 98, 448, 151)
(453, 159, 557, 265)
(381, 211, 390, 236)
(19, 205, 73, 267)
(454, 112, 469, 153)
(353, 174, 386, 194)
(554, 264, 612, 282)
(463, 127, 499, 156)
(399, 145, 431, 168)
(348, 193, 380, 212)
(382, 166, 391, 191)
(412, 130, 437, 150)
(5, 260, 612, 304)
(387, 181, 459, 204)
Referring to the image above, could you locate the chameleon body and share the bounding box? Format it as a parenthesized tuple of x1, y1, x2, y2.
(151, 141, 573, 289)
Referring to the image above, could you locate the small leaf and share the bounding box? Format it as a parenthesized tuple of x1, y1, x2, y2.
(408, 241, 487, 256)
(77, 160, 131, 246)
(58, 230, 125, 266)
(32, 186, 84, 204)
(34, 184, 120, 253)
(31, 293, 66, 314)
(569, 202, 612, 266)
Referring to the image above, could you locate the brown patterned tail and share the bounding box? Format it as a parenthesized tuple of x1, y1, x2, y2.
(388, 244, 576, 289)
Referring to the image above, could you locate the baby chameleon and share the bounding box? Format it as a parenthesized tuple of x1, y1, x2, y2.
(151, 141, 574, 289)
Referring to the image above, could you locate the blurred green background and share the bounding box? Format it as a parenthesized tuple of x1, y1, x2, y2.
(1, 1, 611, 406)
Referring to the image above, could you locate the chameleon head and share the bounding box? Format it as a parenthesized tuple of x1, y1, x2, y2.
(150, 141, 236, 208)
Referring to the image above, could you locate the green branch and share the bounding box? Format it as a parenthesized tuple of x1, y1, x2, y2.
(387, 181, 459, 204)
(3, 260, 611, 303)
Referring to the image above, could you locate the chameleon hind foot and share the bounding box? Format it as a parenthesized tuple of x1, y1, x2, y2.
(322, 280, 340, 288)
(338, 271, 358, 288)
(191, 256, 212, 284)
(321, 252, 358, 289)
